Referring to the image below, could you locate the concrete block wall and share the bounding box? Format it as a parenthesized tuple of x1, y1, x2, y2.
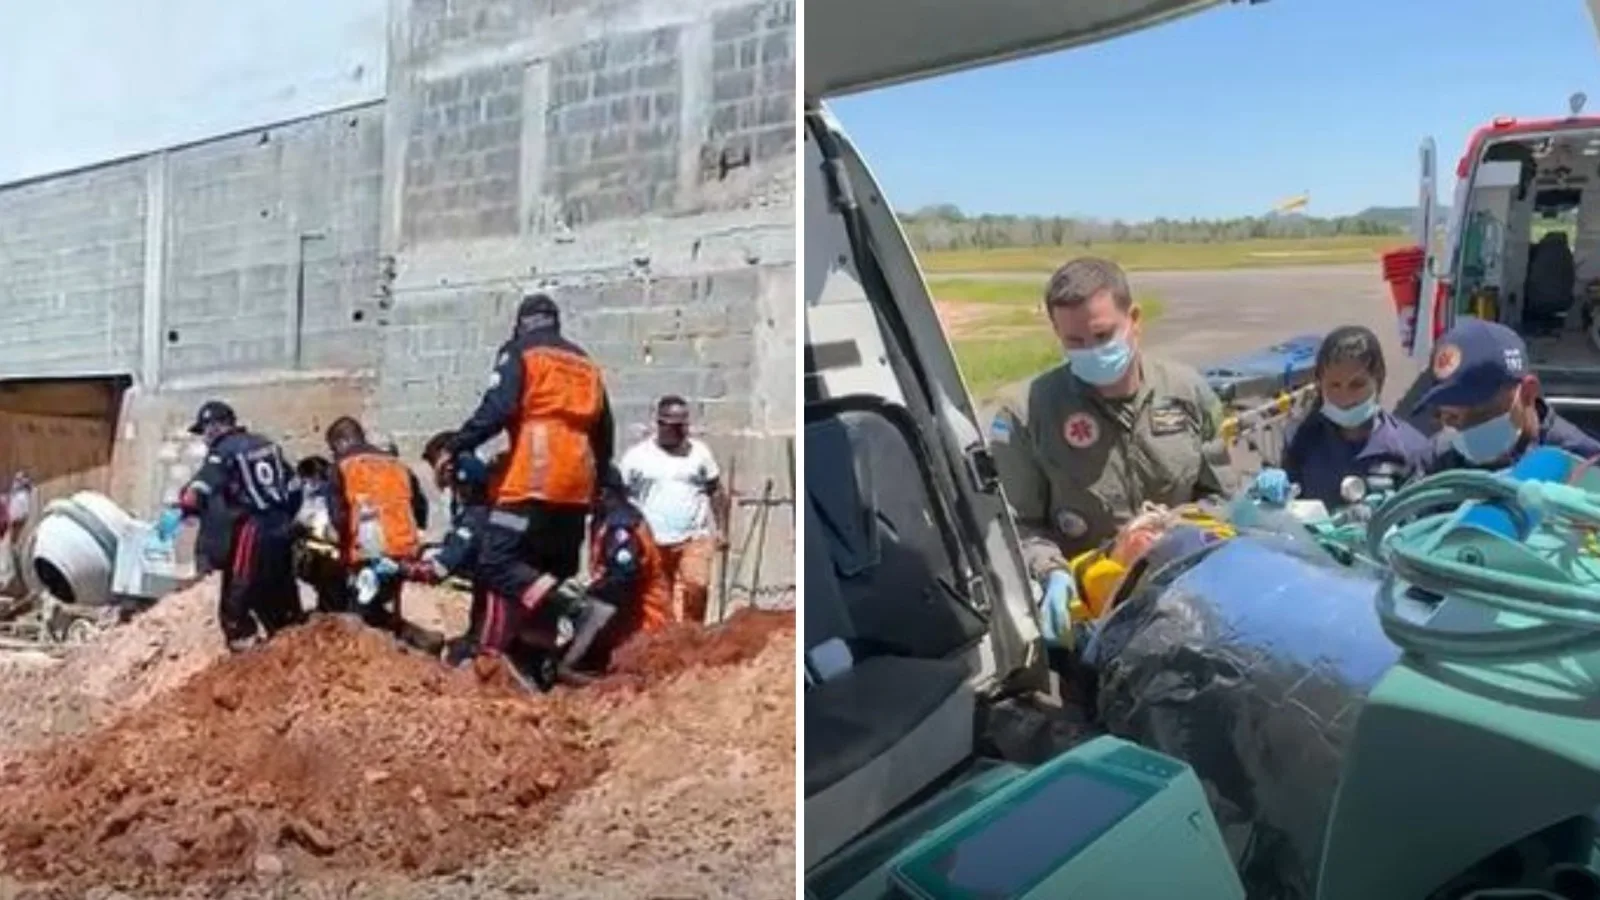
(704, 2, 794, 186)
(114, 378, 376, 515)
(400, 63, 525, 243)
(0, 160, 148, 379)
(380, 0, 797, 602)
(0, 103, 385, 389)
(0, 104, 388, 515)
(0, 4, 798, 607)
(161, 106, 387, 377)
(542, 27, 682, 227)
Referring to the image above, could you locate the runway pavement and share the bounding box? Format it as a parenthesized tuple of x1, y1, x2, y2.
(958, 263, 1418, 406)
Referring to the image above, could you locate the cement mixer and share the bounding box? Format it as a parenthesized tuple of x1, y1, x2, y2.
(807, 448, 1600, 900)
(0, 490, 196, 651)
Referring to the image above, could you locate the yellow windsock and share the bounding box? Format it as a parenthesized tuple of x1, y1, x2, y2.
(1273, 193, 1310, 214)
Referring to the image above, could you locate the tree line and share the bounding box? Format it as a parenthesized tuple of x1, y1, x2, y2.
(896, 204, 1412, 253)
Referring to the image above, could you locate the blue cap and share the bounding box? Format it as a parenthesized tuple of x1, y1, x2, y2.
(1412, 319, 1529, 412)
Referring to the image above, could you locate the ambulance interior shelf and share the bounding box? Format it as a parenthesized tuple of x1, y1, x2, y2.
(1455, 133, 1600, 360)
(1452, 158, 1518, 320)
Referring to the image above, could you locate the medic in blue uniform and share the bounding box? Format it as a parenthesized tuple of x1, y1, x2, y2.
(1416, 319, 1600, 472)
(1259, 326, 1433, 507)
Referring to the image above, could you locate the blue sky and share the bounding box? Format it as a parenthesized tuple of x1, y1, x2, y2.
(829, 0, 1600, 220)
(0, 0, 385, 184)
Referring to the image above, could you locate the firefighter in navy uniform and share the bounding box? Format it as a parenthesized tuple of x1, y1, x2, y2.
(577, 465, 673, 674)
(438, 463, 668, 684)
(437, 293, 615, 653)
(155, 401, 306, 652)
(387, 430, 496, 666)
(324, 416, 429, 633)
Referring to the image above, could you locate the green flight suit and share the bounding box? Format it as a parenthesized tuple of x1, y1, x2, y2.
(988, 356, 1228, 579)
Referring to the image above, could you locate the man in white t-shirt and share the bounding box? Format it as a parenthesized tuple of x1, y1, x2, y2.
(618, 396, 729, 624)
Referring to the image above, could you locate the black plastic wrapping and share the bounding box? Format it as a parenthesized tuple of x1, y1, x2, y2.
(1082, 534, 1401, 900)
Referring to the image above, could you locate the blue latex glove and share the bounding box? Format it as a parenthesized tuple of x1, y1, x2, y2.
(1252, 467, 1292, 506)
(154, 506, 184, 543)
(1039, 570, 1076, 648)
(371, 557, 400, 578)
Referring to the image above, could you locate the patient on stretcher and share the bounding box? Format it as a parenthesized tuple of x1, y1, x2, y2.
(1053, 502, 1237, 633)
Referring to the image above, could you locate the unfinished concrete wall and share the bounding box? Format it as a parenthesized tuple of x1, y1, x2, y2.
(0, 104, 389, 515)
(381, 0, 796, 603)
(0, 162, 148, 380)
(0, 4, 797, 608)
(160, 107, 387, 377)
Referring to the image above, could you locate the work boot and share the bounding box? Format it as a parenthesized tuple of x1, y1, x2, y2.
(398, 622, 446, 657)
(555, 664, 599, 688)
(509, 651, 557, 693)
(440, 637, 477, 669)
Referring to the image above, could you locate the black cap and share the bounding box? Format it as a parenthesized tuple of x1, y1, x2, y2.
(516, 293, 560, 334)
(187, 400, 237, 435)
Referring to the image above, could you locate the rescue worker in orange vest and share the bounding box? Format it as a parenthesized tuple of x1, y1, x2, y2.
(575, 465, 674, 673)
(436, 293, 615, 642)
(473, 465, 671, 686)
(325, 416, 429, 632)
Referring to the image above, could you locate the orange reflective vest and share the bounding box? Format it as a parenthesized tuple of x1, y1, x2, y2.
(337, 451, 422, 564)
(590, 519, 672, 637)
(496, 344, 607, 506)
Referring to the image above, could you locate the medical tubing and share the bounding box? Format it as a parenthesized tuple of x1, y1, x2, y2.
(1366, 470, 1600, 661)
(1363, 470, 1529, 560)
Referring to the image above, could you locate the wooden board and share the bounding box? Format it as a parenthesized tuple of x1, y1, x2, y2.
(0, 379, 120, 419)
(0, 411, 114, 511)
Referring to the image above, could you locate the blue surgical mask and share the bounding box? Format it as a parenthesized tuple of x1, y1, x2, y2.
(1321, 396, 1379, 429)
(1066, 332, 1134, 386)
(1451, 413, 1519, 464)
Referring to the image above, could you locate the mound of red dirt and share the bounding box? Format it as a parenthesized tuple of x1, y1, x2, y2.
(600, 608, 795, 688)
(0, 607, 790, 896)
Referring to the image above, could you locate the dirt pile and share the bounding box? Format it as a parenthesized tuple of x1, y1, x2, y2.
(603, 608, 794, 685)
(0, 606, 792, 897)
(436, 626, 797, 900)
(0, 581, 225, 754)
